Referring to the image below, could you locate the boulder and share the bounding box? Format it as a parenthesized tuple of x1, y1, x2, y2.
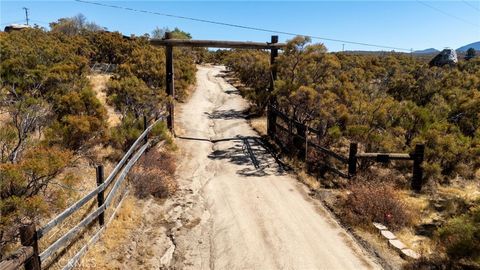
(429, 49, 458, 67)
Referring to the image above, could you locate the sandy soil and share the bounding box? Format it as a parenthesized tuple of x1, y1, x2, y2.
(88, 74, 121, 127)
(166, 65, 382, 269)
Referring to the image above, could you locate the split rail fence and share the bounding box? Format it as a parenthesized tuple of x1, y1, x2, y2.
(267, 105, 425, 191)
(0, 117, 164, 270)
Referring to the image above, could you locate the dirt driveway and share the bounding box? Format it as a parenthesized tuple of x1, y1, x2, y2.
(167, 65, 382, 270)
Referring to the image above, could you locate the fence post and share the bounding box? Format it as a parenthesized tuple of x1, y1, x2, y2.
(96, 165, 105, 226)
(269, 35, 278, 93)
(19, 224, 41, 270)
(165, 32, 175, 132)
(411, 144, 425, 192)
(143, 115, 148, 144)
(305, 126, 309, 162)
(348, 142, 358, 177)
(267, 105, 271, 137)
(288, 118, 294, 149)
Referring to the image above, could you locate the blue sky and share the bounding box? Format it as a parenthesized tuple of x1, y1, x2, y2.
(1, 1, 479, 52)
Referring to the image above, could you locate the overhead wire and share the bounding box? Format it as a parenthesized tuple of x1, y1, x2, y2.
(73, 0, 413, 52)
(460, 0, 480, 12)
(416, 0, 479, 27)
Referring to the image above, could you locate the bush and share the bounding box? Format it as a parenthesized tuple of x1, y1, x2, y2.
(437, 205, 480, 266)
(130, 148, 177, 199)
(341, 182, 413, 230)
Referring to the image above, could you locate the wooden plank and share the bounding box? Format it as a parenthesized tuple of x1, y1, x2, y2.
(62, 189, 130, 270)
(308, 142, 349, 163)
(150, 39, 286, 49)
(324, 165, 350, 179)
(39, 207, 104, 262)
(40, 141, 153, 262)
(38, 118, 163, 238)
(269, 106, 290, 122)
(356, 153, 411, 160)
(104, 143, 150, 208)
(275, 122, 290, 134)
(0, 247, 34, 270)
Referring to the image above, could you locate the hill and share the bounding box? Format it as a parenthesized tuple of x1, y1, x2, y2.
(457, 41, 480, 52)
(413, 48, 439, 54)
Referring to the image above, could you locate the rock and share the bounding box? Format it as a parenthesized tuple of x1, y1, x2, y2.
(380, 230, 397, 240)
(389, 239, 406, 251)
(372, 222, 388, 231)
(415, 222, 440, 237)
(429, 49, 458, 67)
(401, 248, 420, 260)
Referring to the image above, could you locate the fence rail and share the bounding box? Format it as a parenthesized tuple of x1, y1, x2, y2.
(267, 105, 425, 191)
(0, 117, 165, 270)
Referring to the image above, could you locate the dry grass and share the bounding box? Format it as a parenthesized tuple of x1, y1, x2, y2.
(341, 182, 414, 231)
(396, 227, 436, 256)
(130, 148, 177, 199)
(79, 196, 143, 269)
(87, 74, 121, 127)
(437, 182, 480, 203)
(297, 170, 321, 190)
(37, 155, 118, 270)
(355, 228, 407, 269)
(249, 116, 267, 136)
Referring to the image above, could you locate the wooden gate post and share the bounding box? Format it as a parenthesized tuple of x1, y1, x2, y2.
(267, 105, 277, 138)
(267, 105, 271, 136)
(269, 35, 278, 93)
(165, 32, 175, 132)
(411, 144, 425, 192)
(305, 126, 309, 162)
(96, 165, 105, 226)
(143, 115, 148, 144)
(348, 142, 358, 177)
(19, 224, 40, 270)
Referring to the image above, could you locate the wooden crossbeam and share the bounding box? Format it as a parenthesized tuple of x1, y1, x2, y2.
(150, 38, 286, 49)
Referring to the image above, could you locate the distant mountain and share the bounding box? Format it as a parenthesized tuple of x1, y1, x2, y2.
(413, 48, 439, 54)
(457, 41, 480, 52)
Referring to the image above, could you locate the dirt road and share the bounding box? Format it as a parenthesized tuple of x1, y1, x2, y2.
(168, 65, 381, 269)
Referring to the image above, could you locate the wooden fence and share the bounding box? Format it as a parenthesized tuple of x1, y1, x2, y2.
(267, 105, 425, 191)
(0, 116, 164, 270)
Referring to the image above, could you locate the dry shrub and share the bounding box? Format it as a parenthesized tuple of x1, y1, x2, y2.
(130, 148, 177, 199)
(341, 181, 413, 231)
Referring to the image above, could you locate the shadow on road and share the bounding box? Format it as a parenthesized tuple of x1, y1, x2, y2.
(178, 135, 284, 176)
(205, 109, 246, 120)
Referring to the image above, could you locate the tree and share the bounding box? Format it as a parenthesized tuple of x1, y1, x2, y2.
(151, 27, 192, 39)
(465, 47, 476, 61)
(50, 14, 104, 35)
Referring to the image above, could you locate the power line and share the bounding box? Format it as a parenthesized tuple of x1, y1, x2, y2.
(461, 0, 480, 12)
(416, 0, 479, 27)
(74, 0, 413, 52)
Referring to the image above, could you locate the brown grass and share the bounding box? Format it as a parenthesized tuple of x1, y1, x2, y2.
(88, 74, 121, 127)
(130, 148, 177, 199)
(78, 196, 143, 269)
(341, 181, 414, 231)
(249, 116, 267, 136)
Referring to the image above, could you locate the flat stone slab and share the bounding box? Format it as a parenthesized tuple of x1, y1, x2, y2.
(389, 239, 407, 250)
(380, 230, 397, 240)
(401, 248, 420, 260)
(372, 222, 388, 230)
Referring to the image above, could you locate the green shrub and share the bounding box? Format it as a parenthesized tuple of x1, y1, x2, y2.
(437, 205, 480, 266)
